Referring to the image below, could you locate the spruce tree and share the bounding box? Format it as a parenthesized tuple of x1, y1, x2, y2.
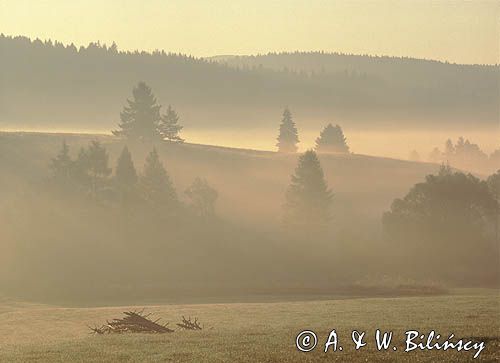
(115, 146, 138, 187)
(86, 140, 112, 198)
(159, 105, 184, 142)
(276, 108, 299, 153)
(140, 148, 177, 209)
(50, 141, 73, 182)
(284, 150, 333, 228)
(115, 146, 138, 205)
(73, 147, 90, 187)
(315, 124, 350, 153)
(113, 82, 162, 142)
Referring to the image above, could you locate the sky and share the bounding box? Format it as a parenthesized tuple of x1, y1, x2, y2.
(0, 0, 498, 64)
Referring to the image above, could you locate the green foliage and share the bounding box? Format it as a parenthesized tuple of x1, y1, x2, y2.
(315, 123, 350, 153)
(276, 108, 299, 153)
(185, 177, 218, 218)
(159, 105, 184, 142)
(140, 148, 177, 209)
(284, 150, 332, 228)
(113, 82, 162, 142)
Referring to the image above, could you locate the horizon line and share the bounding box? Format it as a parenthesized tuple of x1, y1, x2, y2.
(2, 33, 498, 68)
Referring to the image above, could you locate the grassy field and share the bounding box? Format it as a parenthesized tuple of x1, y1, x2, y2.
(0, 290, 498, 362)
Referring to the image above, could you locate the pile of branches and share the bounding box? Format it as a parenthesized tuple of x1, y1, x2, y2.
(89, 309, 174, 334)
(176, 316, 203, 330)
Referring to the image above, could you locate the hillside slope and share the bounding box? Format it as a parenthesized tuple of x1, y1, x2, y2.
(0, 131, 441, 225)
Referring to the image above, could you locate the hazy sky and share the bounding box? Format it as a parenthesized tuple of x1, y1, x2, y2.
(1, 0, 498, 64)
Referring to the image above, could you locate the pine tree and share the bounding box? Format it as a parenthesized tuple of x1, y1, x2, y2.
(315, 124, 350, 153)
(73, 147, 90, 188)
(115, 146, 138, 187)
(284, 150, 333, 228)
(86, 140, 112, 198)
(140, 148, 177, 209)
(159, 105, 184, 142)
(276, 108, 299, 153)
(114, 146, 138, 205)
(50, 141, 73, 182)
(113, 82, 162, 142)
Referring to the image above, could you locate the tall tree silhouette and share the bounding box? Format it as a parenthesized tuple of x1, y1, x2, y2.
(159, 105, 184, 142)
(276, 108, 299, 153)
(115, 146, 138, 204)
(140, 148, 177, 209)
(284, 150, 332, 227)
(50, 141, 73, 185)
(113, 82, 162, 142)
(85, 140, 112, 198)
(315, 124, 350, 153)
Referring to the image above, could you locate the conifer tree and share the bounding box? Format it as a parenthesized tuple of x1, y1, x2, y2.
(159, 105, 184, 142)
(284, 150, 333, 227)
(315, 123, 350, 153)
(73, 147, 90, 187)
(140, 148, 177, 209)
(86, 140, 112, 197)
(115, 146, 138, 187)
(276, 108, 299, 153)
(50, 141, 73, 183)
(113, 82, 162, 142)
(115, 146, 138, 205)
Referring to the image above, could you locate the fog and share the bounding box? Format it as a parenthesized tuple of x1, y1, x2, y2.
(0, 34, 498, 306)
(0, 128, 498, 304)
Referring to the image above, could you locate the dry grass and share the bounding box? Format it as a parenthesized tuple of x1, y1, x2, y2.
(0, 289, 498, 362)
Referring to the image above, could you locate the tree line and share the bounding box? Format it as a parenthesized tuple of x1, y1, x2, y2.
(426, 138, 500, 173)
(50, 141, 217, 219)
(2, 34, 497, 129)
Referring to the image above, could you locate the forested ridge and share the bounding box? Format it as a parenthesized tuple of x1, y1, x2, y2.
(1, 34, 498, 130)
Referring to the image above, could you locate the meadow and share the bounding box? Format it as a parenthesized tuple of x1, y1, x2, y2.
(0, 290, 498, 362)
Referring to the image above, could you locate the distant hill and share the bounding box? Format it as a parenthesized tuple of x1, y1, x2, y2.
(0, 35, 498, 131)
